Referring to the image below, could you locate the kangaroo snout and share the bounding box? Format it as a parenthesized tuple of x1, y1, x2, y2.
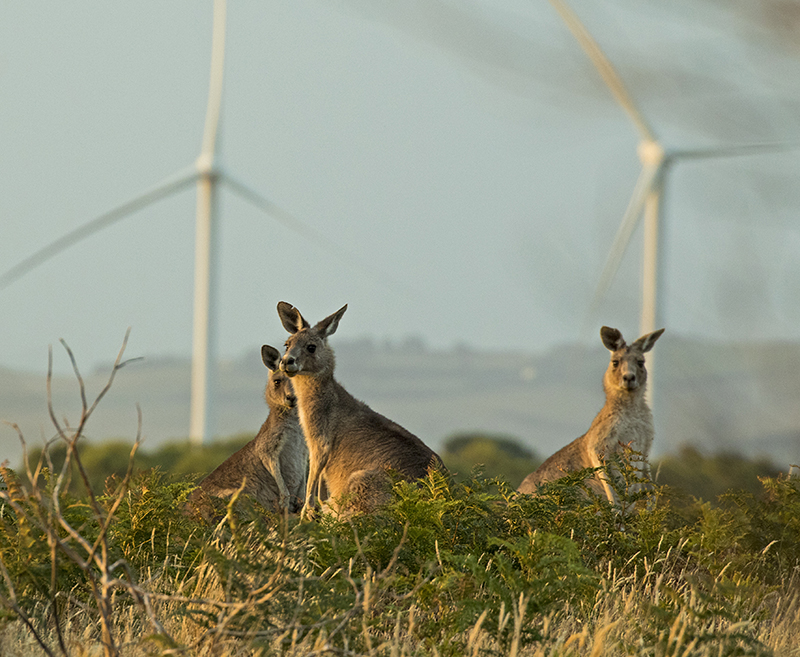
(622, 370, 638, 389)
(281, 356, 300, 375)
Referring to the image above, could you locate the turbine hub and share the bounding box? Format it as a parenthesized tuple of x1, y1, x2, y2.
(195, 153, 217, 177)
(638, 140, 665, 167)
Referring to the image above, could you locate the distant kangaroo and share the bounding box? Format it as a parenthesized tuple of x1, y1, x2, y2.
(517, 326, 665, 503)
(194, 345, 308, 513)
(277, 302, 445, 518)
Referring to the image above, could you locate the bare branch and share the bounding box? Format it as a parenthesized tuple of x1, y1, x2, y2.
(2, 334, 144, 657)
(87, 410, 143, 567)
(0, 553, 57, 657)
(49, 532, 69, 657)
(46, 346, 64, 438)
(3, 422, 41, 493)
(59, 338, 88, 418)
(52, 332, 139, 534)
(141, 592, 178, 648)
(377, 522, 409, 581)
(85, 327, 136, 420)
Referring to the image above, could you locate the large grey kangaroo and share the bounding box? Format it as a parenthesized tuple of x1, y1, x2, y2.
(277, 302, 444, 518)
(194, 345, 308, 513)
(517, 326, 664, 503)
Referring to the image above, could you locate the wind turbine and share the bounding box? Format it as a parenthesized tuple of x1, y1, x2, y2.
(548, 0, 799, 344)
(0, 0, 339, 444)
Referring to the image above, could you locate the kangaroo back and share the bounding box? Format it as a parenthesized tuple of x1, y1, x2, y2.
(517, 326, 664, 501)
(277, 301, 443, 517)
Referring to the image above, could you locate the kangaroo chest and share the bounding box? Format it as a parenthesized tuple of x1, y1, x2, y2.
(297, 402, 334, 451)
(294, 379, 349, 451)
(593, 406, 654, 457)
(278, 421, 308, 484)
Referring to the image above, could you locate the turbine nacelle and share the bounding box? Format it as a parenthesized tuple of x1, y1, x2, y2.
(637, 140, 665, 168)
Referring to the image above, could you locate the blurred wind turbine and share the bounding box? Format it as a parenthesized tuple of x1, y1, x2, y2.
(548, 0, 799, 342)
(0, 0, 346, 444)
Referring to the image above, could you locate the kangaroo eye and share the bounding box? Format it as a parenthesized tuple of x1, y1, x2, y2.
(307, 344, 317, 354)
(273, 379, 282, 387)
(612, 360, 619, 367)
(637, 360, 645, 367)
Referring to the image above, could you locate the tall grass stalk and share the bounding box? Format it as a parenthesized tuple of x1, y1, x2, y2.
(1, 340, 799, 655)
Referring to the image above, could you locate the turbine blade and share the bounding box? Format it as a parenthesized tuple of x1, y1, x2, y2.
(548, 0, 655, 142)
(199, 0, 227, 163)
(670, 140, 800, 162)
(221, 173, 325, 244)
(586, 162, 661, 324)
(220, 172, 416, 297)
(0, 167, 198, 291)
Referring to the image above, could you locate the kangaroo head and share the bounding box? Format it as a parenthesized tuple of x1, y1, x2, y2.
(277, 302, 348, 379)
(600, 326, 664, 393)
(261, 344, 297, 409)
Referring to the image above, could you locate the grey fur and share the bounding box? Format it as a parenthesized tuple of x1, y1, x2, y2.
(517, 326, 664, 502)
(277, 301, 444, 518)
(194, 344, 308, 513)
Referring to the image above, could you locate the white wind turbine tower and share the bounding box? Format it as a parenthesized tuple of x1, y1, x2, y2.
(548, 0, 798, 398)
(0, 0, 329, 445)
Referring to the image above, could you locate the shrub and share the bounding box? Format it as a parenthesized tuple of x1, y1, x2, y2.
(2, 339, 799, 656)
(440, 432, 540, 487)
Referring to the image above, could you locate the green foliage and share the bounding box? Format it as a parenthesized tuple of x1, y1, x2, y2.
(4, 337, 796, 655)
(4, 416, 799, 657)
(0, 465, 100, 600)
(147, 433, 252, 479)
(440, 431, 541, 487)
(654, 445, 782, 502)
(24, 434, 253, 496)
(22, 435, 787, 509)
(3, 447, 799, 656)
(101, 468, 205, 570)
(681, 472, 800, 584)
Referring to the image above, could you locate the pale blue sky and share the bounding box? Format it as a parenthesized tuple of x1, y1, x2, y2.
(2, 0, 800, 377)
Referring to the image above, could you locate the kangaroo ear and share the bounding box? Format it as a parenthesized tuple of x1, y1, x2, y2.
(633, 328, 665, 353)
(600, 326, 626, 352)
(277, 302, 309, 334)
(261, 345, 281, 371)
(315, 304, 348, 339)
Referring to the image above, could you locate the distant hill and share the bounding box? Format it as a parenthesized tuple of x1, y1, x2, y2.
(1, 335, 798, 469)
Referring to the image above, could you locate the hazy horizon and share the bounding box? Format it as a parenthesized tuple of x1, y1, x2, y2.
(3, 329, 799, 472)
(2, 2, 800, 459)
(5, 327, 800, 379)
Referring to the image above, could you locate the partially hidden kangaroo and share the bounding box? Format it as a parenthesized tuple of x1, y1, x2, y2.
(277, 302, 445, 518)
(194, 345, 308, 513)
(517, 326, 665, 503)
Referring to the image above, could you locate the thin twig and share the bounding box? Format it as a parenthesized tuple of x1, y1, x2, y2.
(84, 329, 140, 421)
(0, 554, 57, 657)
(377, 522, 409, 581)
(46, 346, 63, 438)
(87, 409, 142, 565)
(60, 338, 89, 418)
(49, 532, 69, 657)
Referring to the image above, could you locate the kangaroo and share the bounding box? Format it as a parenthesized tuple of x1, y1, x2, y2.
(277, 302, 445, 518)
(517, 326, 664, 503)
(194, 345, 308, 513)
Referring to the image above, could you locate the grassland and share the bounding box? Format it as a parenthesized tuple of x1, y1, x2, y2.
(0, 341, 798, 656)
(1, 443, 799, 656)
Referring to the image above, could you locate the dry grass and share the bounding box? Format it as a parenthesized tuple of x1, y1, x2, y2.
(2, 563, 798, 656)
(2, 337, 799, 656)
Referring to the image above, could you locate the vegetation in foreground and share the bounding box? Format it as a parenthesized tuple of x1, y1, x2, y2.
(21, 429, 786, 504)
(1, 443, 799, 656)
(1, 339, 798, 656)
